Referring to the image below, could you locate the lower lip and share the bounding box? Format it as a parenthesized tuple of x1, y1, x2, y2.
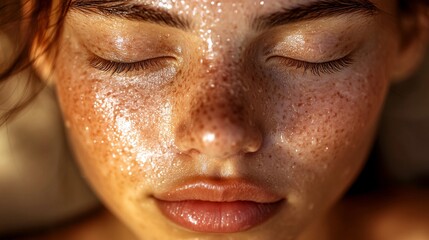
(156, 200, 283, 233)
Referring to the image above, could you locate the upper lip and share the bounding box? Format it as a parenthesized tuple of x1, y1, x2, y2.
(153, 178, 283, 203)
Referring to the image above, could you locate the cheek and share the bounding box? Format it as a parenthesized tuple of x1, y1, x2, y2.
(275, 71, 385, 162)
(53, 43, 177, 206)
(264, 59, 389, 206)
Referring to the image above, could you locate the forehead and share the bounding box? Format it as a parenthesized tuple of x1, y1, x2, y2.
(69, 0, 396, 34)
(128, 0, 395, 13)
(71, 0, 396, 16)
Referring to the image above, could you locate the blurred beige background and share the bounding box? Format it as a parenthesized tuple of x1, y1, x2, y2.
(379, 48, 429, 183)
(0, 11, 98, 235)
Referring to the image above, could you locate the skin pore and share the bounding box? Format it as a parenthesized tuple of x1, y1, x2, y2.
(33, 0, 428, 239)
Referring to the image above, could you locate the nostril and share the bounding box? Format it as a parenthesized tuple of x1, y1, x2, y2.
(243, 130, 263, 153)
(191, 118, 262, 158)
(175, 117, 263, 159)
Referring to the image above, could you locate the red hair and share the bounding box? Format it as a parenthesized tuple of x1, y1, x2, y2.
(0, 0, 70, 124)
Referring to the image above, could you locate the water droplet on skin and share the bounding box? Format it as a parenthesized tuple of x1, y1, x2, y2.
(259, 1, 265, 6)
(280, 133, 286, 143)
(127, 165, 133, 176)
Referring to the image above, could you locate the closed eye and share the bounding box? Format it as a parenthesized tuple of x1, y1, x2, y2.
(267, 55, 353, 76)
(89, 55, 176, 75)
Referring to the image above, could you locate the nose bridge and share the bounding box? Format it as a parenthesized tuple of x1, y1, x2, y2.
(175, 70, 262, 159)
(192, 81, 246, 141)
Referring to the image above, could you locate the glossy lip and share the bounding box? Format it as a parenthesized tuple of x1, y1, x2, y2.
(153, 178, 284, 233)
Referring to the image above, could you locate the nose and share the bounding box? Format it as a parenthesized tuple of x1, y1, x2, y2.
(174, 84, 263, 159)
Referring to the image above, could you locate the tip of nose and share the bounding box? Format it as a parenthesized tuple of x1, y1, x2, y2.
(199, 126, 262, 158)
(202, 132, 217, 144)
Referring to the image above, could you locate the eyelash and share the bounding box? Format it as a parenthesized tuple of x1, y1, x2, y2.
(89, 56, 172, 75)
(272, 56, 353, 76)
(89, 54, 352, 76)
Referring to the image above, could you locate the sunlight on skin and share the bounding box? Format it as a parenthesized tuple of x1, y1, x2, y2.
(28, 0, 428, 239)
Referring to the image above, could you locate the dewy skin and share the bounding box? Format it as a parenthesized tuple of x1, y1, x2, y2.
(44, 0, 416, 239)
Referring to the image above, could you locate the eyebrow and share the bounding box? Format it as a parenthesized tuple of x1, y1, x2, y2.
(254, 0, 380, 30)
(69, 0, 379, 31)
(70, 0, 191, 30)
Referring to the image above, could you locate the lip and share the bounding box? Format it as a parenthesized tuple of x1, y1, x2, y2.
(154, 178, 284, 233)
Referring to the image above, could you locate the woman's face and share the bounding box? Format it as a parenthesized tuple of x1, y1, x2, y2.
(52, 0, 400, 239)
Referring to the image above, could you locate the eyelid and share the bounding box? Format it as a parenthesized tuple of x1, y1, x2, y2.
(266, 55, 353, 76)
(89, 54, 177, 75)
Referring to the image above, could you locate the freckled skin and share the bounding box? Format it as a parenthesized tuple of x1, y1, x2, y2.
(52, 0, 401, 239)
